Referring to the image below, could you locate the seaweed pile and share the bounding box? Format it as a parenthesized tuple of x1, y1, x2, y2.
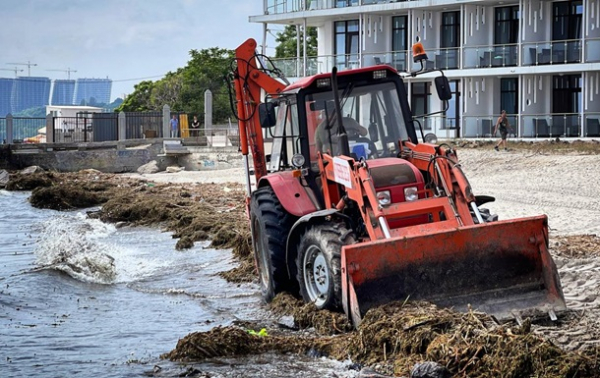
(163, 299, 600, 377)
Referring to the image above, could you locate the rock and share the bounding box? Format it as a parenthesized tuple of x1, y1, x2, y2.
(359, 367, 395, 378)
(19, 166, 44, 174)
(0, 170, 9, 188)
(137, 161, 160, 174)
(166, 166, 185, 173)
(410, 362, 451, 378)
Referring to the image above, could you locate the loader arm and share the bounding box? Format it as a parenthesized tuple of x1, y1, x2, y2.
(233, 38, 287, 182)
(321, 141, 565, 326)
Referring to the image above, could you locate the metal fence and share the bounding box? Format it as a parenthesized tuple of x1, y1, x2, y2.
(1, 117, 46, 143)
(53, 114, 119, 143)
(127, 112, 163, 139)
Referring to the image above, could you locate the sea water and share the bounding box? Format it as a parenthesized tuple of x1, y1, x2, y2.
(0, 190, 358, 378)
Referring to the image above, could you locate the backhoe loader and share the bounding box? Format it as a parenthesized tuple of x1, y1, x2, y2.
(229, 38, 566, 326)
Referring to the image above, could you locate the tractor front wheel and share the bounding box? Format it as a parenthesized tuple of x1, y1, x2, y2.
(296, 223, 355, 311)
(250, 186, 296, 302)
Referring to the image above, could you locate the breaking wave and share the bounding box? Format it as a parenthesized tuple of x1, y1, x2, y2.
(34, 212, 118, 284)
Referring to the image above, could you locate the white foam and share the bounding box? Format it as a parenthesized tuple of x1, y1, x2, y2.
(34, 212, 119, 284)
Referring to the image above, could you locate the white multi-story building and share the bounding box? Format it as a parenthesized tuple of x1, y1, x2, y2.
(251, 0, 600, 139)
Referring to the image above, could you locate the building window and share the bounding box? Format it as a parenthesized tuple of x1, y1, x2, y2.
(552, 74, 581, 136)
(411, 82, 431, 129)
(391, 16, 408, 71)
(552, 1, 582, 63)
(495, 6, 519, 44)
(500, 78, 518, 132)
(439, 12, 460, 69)
(553, 75, 581, 114)
(440, 12, 460, 48)
(335, 20, 359, 70)
(444, 81, 459, 129)
(553, 1, 582, 41)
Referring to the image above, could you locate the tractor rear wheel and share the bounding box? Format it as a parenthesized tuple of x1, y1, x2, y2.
(250, 186, 296, 302)
(296, 223, 355, 311)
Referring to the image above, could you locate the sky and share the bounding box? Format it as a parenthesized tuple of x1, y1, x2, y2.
(1, 0, 276, 101)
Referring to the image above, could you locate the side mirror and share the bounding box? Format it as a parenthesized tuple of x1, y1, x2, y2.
(434, 76, 452, 101)
(258, 102, 277, 128)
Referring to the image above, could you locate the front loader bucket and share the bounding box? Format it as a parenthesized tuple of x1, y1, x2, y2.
(342, 215, 566, 326)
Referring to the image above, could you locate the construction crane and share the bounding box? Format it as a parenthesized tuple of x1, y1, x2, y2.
(6, 61, 37, 76)
(0, 67, 24, 77)
(47, 67, 78, 80)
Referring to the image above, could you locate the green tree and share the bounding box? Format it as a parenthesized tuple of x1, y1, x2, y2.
(116, 80, 158, 112)
(178, 47, 235, 123)
(117, 47, 235, 124)
(275, 25, 318, 58)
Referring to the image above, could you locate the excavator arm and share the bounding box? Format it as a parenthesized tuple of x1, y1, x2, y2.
(233, 38, 287, 182)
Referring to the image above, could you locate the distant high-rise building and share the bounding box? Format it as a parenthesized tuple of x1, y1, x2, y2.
(11, 77, 51, 113)
(0, 78, 14, 116)
(51, 79, 76, 105)
(74, 78, 112, 106)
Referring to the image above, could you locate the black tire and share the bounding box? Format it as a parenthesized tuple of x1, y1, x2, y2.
(296, 222, 355, 311)
(250, 186, 296, 303)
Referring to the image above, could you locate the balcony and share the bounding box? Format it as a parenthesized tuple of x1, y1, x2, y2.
(265, 0, 421, 15)
(522, 39, 582, 66)
(462, 113, 600, 139)
(463, 44, 518, 69)
(270, 50, 410, 77)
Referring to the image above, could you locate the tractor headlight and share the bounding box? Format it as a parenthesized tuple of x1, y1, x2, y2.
(291, 153, 305, 168)
(376, 190, 391, 206)
(404, 186, 418, 201)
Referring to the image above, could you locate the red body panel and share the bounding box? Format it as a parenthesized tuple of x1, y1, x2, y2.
(260, 172, 318, 217)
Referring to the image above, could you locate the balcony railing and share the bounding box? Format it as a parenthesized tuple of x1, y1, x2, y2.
(522, 39, 582, 66)
(462, 115, 518, 138)
(427, 47, 460, 70)
(266, 0, 421, 14)
(270, 50, 411, 77)
(463, 44, 518, 69)
(461, 113, 600, 139)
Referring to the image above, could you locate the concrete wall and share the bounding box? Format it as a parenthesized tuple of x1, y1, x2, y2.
(176, 147, 245, 171)
(4, 141, 245, 173)
(9, 146, 158, 173)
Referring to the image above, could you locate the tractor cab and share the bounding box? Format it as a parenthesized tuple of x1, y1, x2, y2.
(259, 67, 419, 171)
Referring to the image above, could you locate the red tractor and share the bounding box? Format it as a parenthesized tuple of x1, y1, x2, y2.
(230, 38, 565, 325)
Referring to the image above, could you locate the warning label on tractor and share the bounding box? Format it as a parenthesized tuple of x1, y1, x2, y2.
(333, 157, 353, 189)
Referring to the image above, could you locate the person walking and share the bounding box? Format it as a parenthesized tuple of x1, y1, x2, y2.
(170, 115, 179, 138)
(493, 110, 513, 151)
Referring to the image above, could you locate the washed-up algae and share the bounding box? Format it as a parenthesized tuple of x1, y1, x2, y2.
(343, 301, 600, 377)
(5, 171, 55, 191)
(551, 234, 600, 259)
(269, 293, 352, 336)
(164, 300, 600, 378)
